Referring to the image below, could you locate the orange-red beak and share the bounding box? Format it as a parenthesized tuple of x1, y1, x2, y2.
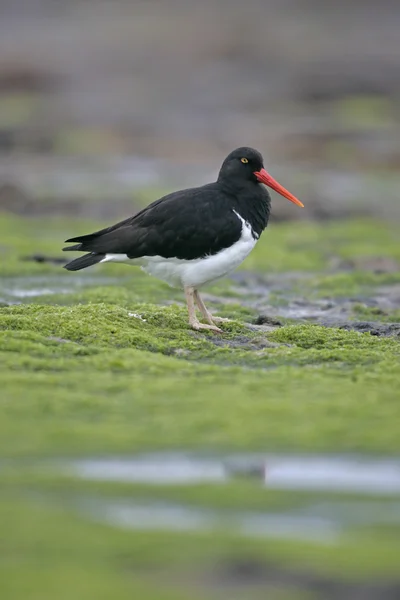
(254, 168, 304, 208)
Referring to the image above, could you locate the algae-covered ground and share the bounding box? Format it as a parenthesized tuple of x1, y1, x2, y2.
(1, 212, 400, 600)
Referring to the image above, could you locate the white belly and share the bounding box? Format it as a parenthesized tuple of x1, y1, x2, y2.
(101, 211, 258, 289)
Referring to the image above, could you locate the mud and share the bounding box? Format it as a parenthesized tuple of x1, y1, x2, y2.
(206, 559, 400, 600)
(6, 260, 400, 336)
(228, 272, 400, 336)
(331, 321, 400, 338)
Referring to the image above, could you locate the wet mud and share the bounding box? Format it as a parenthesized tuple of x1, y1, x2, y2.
(215, 270, 400, 338)
(4, 257, 400, 339)
(205, 559, 400, 600)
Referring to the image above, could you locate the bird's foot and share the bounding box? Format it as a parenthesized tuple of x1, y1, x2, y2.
(189, 319, 222, 334)
(211, 316, 232, 324)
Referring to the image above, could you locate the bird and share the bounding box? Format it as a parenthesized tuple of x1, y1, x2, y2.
(63, 147, 303, 333)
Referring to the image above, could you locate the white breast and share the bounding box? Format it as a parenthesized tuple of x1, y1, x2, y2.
(101, 210, 258, 289)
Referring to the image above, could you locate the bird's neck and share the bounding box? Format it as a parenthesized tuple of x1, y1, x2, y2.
(219, 179, 271, 238)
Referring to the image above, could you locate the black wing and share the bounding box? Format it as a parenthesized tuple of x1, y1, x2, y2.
(63, 184, 242, 261)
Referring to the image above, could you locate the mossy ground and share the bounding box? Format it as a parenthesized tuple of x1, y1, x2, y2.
(1, 212, 400, 599)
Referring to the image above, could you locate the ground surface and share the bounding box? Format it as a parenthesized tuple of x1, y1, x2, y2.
(1, 212, 400, 599)
(1, 2, 400, 597)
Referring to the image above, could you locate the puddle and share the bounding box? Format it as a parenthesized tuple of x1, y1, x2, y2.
(0, 275, 125, 304)
(6, 288, 68, 299)
(64, 452, 400, 496)
(260, 455, 400, 495)
(69, 455, 227, 485)
(10, 452, 400, 544)
(71, 495, 400, 543)
(77, 498, 340, 543)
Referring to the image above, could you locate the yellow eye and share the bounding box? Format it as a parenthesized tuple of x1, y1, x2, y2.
(241, 157, 248, 164)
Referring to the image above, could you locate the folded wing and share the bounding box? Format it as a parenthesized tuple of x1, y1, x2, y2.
(63, 185, 242, 261)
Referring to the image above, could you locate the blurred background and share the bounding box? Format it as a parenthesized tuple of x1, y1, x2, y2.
(1, 2, 400, 600)
(0, 0, 399, 220)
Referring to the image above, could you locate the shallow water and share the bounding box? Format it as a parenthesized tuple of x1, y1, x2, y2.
(69, 493, 400, 543)
(0, 275, 125, 304)
(77, 498, 340, 543)
(67, 454, 228, 485)
(65, 452, 400, 495)
(5, 452, 400, 543)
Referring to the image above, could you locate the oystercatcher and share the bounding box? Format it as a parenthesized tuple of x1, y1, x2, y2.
(63, 147, 303, 332)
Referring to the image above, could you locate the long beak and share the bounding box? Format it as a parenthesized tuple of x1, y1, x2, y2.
(254, 168, 304, 207)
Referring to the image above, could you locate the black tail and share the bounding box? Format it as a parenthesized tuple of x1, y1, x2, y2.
(63, 253, 105, 272)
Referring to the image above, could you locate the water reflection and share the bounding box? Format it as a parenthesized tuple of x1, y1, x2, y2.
(78, 498, 340, 543)
(66, 452, 400, 495)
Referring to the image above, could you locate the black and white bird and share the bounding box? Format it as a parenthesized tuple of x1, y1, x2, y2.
(63, 147, 303, 332)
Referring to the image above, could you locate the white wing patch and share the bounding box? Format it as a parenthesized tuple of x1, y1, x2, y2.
(232, 209, 259, 240)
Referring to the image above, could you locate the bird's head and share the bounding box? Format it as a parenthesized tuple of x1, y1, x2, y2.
(218, 147, 304, 208)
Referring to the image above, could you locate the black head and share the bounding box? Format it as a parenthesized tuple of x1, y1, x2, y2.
(218, 147, 264, 184)
(218, 146, 304, 208)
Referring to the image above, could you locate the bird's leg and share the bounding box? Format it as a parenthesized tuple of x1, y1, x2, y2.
(193, 290, 215, 325)
(185, 287, 222, 333)
(194, 290, 231, 325)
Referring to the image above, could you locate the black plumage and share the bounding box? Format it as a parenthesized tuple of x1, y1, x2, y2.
(64, 150, 270, 264)
(63, 147, 303, 332)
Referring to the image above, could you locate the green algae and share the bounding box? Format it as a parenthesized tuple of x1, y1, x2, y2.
(1, 212, 400, 598)
(352, 303, 400, 323)
(1, 213, 400, 456)
(2, 494, 400, 600)
(246, 218, 400, 273)
(310, 271, 400, 297)
(1, 301, 399, 458)
(1, 490, 400, 600)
